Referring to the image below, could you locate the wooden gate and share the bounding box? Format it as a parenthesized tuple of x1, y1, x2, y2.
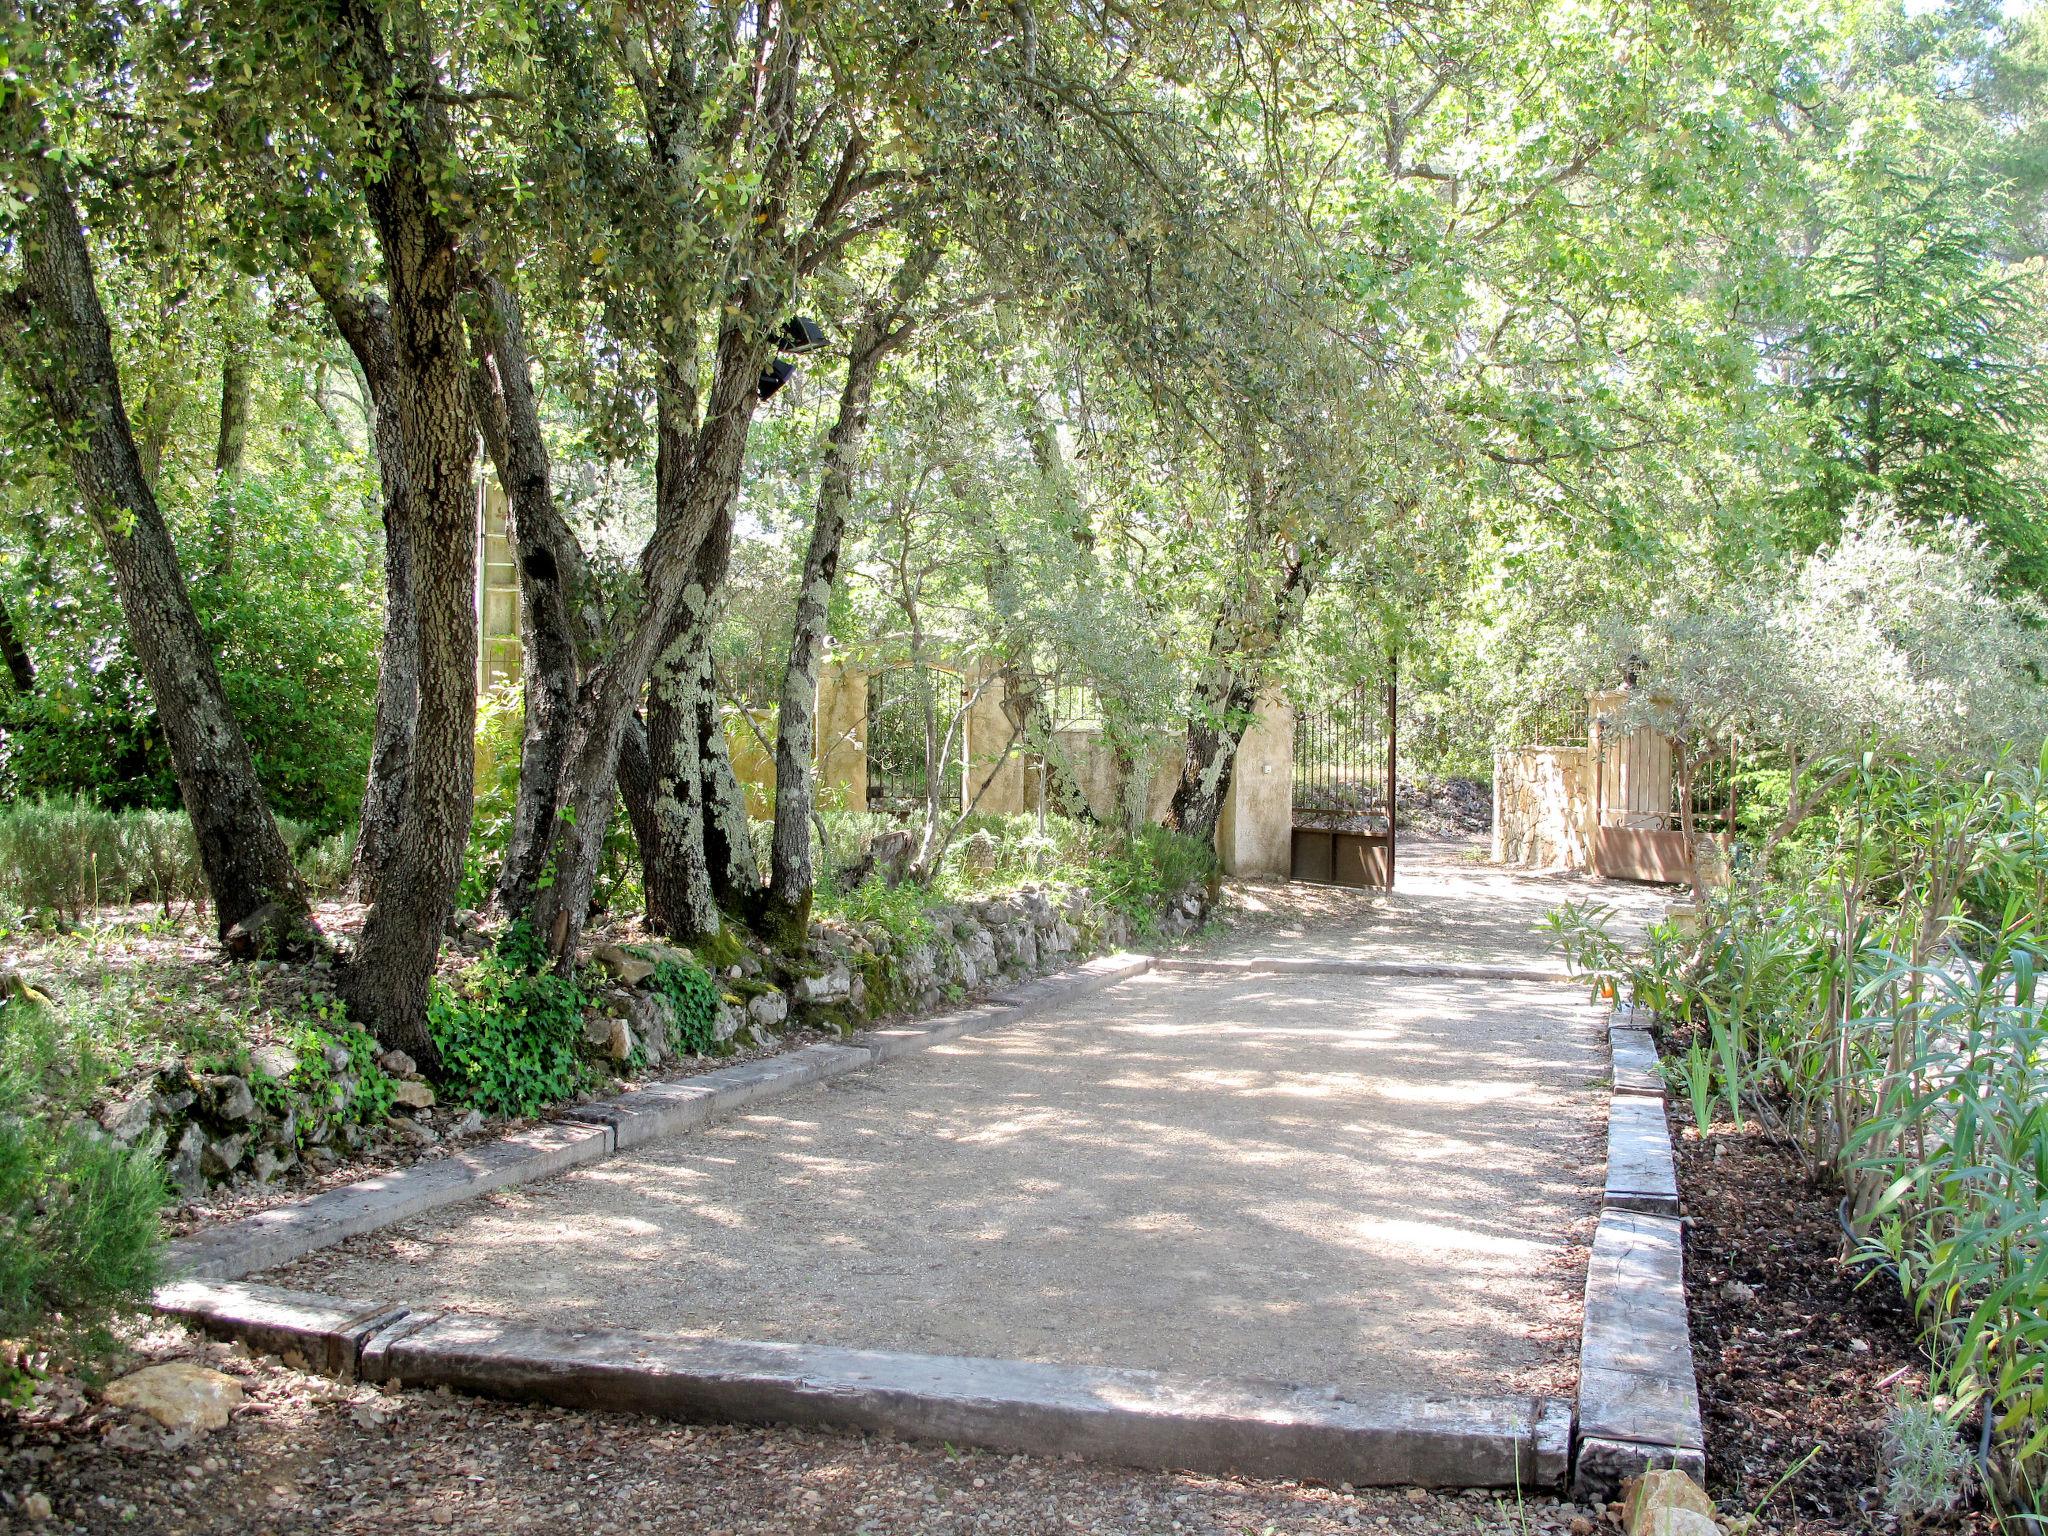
(1289, 662, 1396, 888)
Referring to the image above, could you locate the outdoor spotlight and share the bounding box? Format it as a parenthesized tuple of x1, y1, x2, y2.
(758, 357, 798, 401)
(778, 315, 828, 354)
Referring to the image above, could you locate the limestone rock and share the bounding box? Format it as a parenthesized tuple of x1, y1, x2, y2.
(632, 942, 695, 971)
(607, 1016, 636, 1063)
(377, 1049, 418, 1079)
(745, 990, 788, 1031)
(250, 1146, 294, 1183)
(714, 1003, 744, 1044)
(249, 1044, 299, 1082)
(103, 1363, 244, 1432)
(388, 1079, 435, 1111)
(23, 1491, 50, 1521)
(165, 1123, 206, 1198)
(200, 1133, 246, 1178)
(627, 993, 671, 1066)
(1631, 1511, 1718, 1536)
(595, 944, 657, 987)
(793, 966, 852, 1006)
(99, 1089, 157, 1146)
(199, 1074, 255, 1124)
(1625, 1472, 1717, 1536)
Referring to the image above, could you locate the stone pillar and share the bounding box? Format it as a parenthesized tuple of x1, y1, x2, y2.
(816, 662, 867, 812)
(963, 663, 1026, 815)
(1215, 690, 1293, 878)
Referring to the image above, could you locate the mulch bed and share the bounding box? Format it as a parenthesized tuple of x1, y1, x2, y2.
(1672, 1115, 1991, 1534)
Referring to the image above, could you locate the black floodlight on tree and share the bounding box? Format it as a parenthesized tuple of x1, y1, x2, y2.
(779, 315, 828, 354)
(757, 357, 798, 401)
(757, 315, 829, 400)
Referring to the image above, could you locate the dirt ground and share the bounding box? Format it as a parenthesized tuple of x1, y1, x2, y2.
(1, 1328, 1611, 1536)
(7, 839, 1688, 1533)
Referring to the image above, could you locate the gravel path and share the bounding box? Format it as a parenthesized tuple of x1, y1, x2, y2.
(270, 840, 1635, 1400)
(1201, 833, 1669, 969)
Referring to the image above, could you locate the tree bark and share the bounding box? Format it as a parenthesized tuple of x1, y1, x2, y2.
(0, 594, 33, 696)
(210, 283, 253, 581)
(464, 274, 592, 916)
(329, 0, 478, 1056)
(0, 125, 310, 944)
(642, 513, 748, 939)
(320, 285, 419, 902)
(1165, 540, 1314, 845)
(762, 241, 938, 943)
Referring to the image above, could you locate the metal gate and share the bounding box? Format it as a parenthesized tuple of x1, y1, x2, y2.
(865, 666, 964, 813)
(1290, 663, 1396, 888)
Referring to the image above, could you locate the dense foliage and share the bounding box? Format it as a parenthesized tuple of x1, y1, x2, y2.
(426, 924, 594, 1118)
(1554, 748, 2048, 1515)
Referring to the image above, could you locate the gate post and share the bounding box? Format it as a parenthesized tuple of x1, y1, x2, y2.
(1216, 689, 1294, 878)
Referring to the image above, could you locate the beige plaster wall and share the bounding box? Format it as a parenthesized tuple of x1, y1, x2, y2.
(1216, 691, 1293, 878)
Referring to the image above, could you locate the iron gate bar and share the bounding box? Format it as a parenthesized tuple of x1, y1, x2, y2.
(1289, 655, 1397, 889)
(866, 666, 964, 813)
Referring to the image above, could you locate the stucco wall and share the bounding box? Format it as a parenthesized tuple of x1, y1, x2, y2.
(1216, 691, 1293, 878)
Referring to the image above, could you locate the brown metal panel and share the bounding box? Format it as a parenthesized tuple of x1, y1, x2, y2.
(1291, 829, 1334, 884)
(1594, 828, 1692, 885)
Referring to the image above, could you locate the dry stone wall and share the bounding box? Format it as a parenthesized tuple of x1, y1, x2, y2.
(1493, 745, 1595, 871)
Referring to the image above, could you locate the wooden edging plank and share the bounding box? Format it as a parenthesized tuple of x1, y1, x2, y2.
(155, 1280, 1570, 1491)
(159, 951, 1156, 1284)
(1573, 1004, 1705, 1498)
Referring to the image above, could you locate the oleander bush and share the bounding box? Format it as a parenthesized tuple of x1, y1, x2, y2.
(1551, 746, 2048, 1513)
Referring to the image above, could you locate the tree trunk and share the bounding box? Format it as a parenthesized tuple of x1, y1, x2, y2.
(0, 594, 33, 695)
(210, 284, 253, 580)
(0, 122, 311, 946)
(510, 11, 821, 967)
(643, 514, 744, 939)
(330, 0, 478, 1057)
(763, 241, 938, 943)
(523, 319, 774, 963)
(1165, 539, 1313, 846)
(465, 274, 589, 916)
(1166, 673, 1262, 844)
(319, 285, 419, 902)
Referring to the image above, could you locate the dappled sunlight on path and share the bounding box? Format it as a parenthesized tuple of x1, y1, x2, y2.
(277, 953, 1610, 1399)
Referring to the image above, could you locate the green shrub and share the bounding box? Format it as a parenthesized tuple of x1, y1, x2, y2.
(1555, 749, 2048, 1508)
(649, 957, 721, 1056)
(0, 795, 126, 922)
(0, 455, 381, 828)
(120, 808, 205, 915)
(297, 826, 357, 896)
(1088, 825, 1216, 931)
(0, 992, 164, 1388)
(427, 921, 592, 1117)
(830, 875, 939, 948)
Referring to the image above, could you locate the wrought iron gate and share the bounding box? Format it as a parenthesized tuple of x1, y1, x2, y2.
(1289, 662, 1396, 888)
(865, 666, 965, 813)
